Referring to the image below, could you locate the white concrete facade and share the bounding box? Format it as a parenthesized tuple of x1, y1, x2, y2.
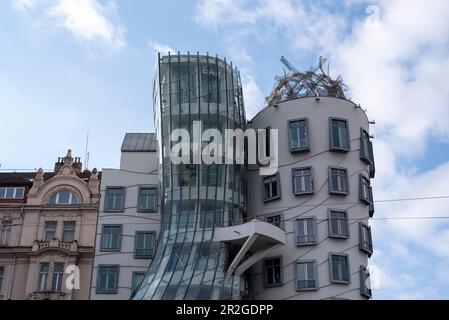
(90, 134, 160, 300)
(247, 97, 374, 300)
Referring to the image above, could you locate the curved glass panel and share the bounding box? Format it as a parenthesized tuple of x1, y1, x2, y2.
(133, 53, 248, 300)
(49, 191, 78, 205)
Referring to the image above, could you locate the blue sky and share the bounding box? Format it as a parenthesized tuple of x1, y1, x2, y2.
(1, 0, 449, 299)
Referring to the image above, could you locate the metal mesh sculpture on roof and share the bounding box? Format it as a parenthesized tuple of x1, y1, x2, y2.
(266, 56, 348, 107)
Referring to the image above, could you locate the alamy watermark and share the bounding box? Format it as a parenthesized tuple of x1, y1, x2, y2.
(169, 121, 279, 175)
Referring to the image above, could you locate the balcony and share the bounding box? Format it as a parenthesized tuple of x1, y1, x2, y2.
(32, 239, 79, 254)
(28, 291, 66, 300)
(213, 218, 286, 276)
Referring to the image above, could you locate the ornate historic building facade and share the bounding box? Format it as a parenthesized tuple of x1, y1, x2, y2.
(0, 150, 100, 300)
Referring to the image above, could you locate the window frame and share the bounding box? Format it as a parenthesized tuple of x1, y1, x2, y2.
(0, 221, 12, 246)
(262, 173, 281, 202)
(37, 262, 50, 292)
(43, 221, 57, 241)
(264, 212, 284, 230)
(0, 266, 4, 291)
(359, 222, 373, 256)
(328, 209, 350, 239)
(137, 186, 157, 212)
(51, 263, 65, 292)
(360, 265, 372, 298)
(262, 256, 284, 288)
(329, 117, 351, 152)
(329, 253, 351, 284)
(295, 259, 318, 291)
(328, 166, 350, 196)
(295, 217, 318, 246)
(0, 187, 25, 199)
(360, 128, 374, 166)
(288, 118, 310, 153)
(100, 225, 123, 252)
(49, 191, 78, 205)
(62, 221, 76, 242)
(96, 265, 120, 294)
(104, 186, 126, 212)
(292, 166, 314, 195)
(131, 271, 146, 295)
(359, 174, 373, 205)
(134, 231, 156, 259)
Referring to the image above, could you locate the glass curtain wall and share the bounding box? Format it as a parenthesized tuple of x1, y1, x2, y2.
(133, 53, 248, 300)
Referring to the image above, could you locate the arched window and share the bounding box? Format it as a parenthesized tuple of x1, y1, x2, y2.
(49, 191, 78, 205)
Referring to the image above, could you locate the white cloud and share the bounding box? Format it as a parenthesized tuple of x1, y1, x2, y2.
(12, 0, 37, 11)
(148, 42, 176, 55)
(12, 0, 125, 50)
(239, 70, 264, 118)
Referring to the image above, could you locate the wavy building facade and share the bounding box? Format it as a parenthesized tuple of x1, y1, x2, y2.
(133, 53, 250, 299)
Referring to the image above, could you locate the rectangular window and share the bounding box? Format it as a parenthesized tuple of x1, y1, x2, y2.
(329, 167, 349, 195)
(360, 266, 372, 298)
(44, 221, 57, 241)
(96, 265, 119, 293)
(104, 187, 125, 212)
(37, 263, 49, 291)
(359, 222, 373, 256)
(51, 263, 64, 292)
(330, 118, 350, 151)
(296, 260, 318, 290)
(265, 127, 271, 157)
(292, 167, 314, 195)
(100, 225, 122, 251)
(62, 221, 76, 242)
(263, 257, 283, 287)
(138, 187, 157, 211)
(328, 210, 349, 238)
(296, 218, 317, 246)
(135, 232, 155, 258)
(0, 266, 4, 291)
(0, 187, 25, 199)
(289, 118, 309, 152)
(329, 254, 350, 283)
(359, 174, 373, 205)
(131, 272, 146, 294)
(0, 222, 11, 246)
(266, 213, 283, 229)
(263, 174, 281, 202)
(360, 128, 374, 166)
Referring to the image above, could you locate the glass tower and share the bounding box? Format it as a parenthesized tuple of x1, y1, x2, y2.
(132, 53, 248, 300)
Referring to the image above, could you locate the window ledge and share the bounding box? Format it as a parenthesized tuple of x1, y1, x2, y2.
(360, 198, 372, 205)
(329, 147, 350, 153)
(99, 248, 121, 252)
(290, 147, 310, 154)
(329, 234, 350, 240)
(294, 191, 314, 196)
(95, 290, 118, 294)
(296, 242, 317, 247)
(296, 287, 318, 292)
(264, 282, 284, 289)
(360, 247, 373, 257)
(137, 209, 157, 213)
(330, 280, 351, 285)
(329, 191, 349, 196)
(263, 196, 281, 203)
